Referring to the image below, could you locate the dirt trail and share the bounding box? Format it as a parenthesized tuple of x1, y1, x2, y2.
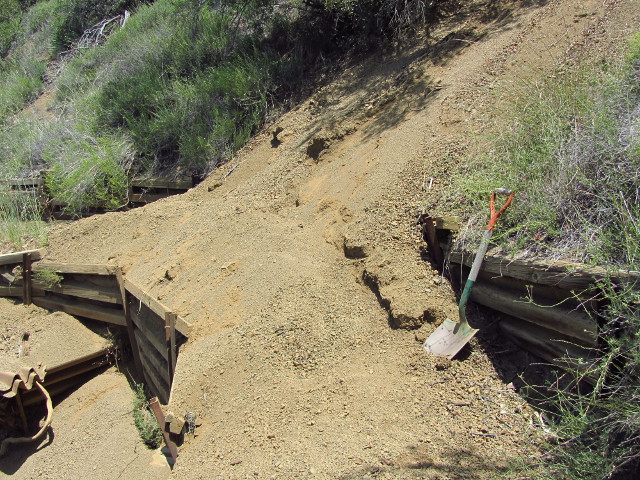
(6, 1, 639, 478)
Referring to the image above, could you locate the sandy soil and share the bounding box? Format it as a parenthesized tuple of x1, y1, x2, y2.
(2, 0, 639, 478)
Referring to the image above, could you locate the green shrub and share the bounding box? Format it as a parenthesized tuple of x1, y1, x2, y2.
(132, 383, 162, 449)
(0, 189, 47, 250)
(33, 268, 63, 288)
(42, 127, 134, 215)
(0, 57, 44, 122)
(0, 0, 22, 57)
(50, 0, 143, 55)
(442, 51, 640, 266)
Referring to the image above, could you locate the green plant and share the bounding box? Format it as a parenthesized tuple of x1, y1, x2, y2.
(33, 268, 63, 288)
(441, 44, 640, 267)
(42, 127, 134, 216)
(0, 0, 22, 57)
(0, 188, 47, 250)
(132, 383, 162, 449)
(0, 57, 45, 122)
(439, 34, 640, 480)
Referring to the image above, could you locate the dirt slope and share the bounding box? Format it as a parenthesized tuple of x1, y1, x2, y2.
(10, 0, 639, 478)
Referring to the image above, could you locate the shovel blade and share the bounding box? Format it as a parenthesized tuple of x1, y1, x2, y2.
(423, 318, 479, 360)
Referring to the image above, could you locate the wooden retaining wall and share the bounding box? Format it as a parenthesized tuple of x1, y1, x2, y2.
(420, 215, 640, 382)
(0, 250, 191, 404)
(1, 174, 199, 220)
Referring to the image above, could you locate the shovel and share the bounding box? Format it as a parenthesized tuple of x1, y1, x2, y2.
(424, 188, 514, 359)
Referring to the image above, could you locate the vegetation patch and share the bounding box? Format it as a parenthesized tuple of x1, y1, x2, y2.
(0, 0, 459, 227)
(435, 34, 640, 480)
(132, 383, 162, 449)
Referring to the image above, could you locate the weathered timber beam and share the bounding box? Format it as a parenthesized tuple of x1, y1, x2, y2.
(130, 193, 172, 204)
(0, 250, 42, 266)
(471, 282, 598, 346)
(0, 286, 24, 297)
(124, 277, 191, 336)
(32, 280, 122, 304)
(131, 177, 192, 190)
(134, 329, 171, 387)
(500, 317, 598, 385)
(1, 178, 43, 187)
(33, 263, 115, 275)
(32, 295, 126, 326)
(448, 250, 640, 290)
(149, 397, 179, 464)
(128, 304, 169, 360)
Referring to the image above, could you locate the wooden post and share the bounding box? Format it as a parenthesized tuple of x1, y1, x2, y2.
(165, 312, 177, 385)
(149, 397, 178, 464)
(22, 253, 32, 306)
(420, 214, 444, 272)
(116, 269, 144, 380)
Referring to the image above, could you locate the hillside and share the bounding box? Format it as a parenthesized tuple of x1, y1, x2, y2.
(2, 0, 640, 479)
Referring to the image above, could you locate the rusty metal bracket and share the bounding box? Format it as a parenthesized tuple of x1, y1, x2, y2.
(149, 397, 178, 465)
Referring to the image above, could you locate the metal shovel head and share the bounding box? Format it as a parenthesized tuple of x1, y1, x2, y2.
(423, 318, 479, 360)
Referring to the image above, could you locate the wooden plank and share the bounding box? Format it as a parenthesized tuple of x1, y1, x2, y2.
(165, 312, 177, 386)
(117, 270, 144, 380)
(448, 251, 640, 290)
(131, 177, 192, 190)
(435, 216, 461, 231)
(471, 281, 598, 346)
(32, 295, 126, 326)
(128, 302, 168, 360)
(62, 273, 119, 289)
(0, 250, 42, 266)
(22, 253, 32, 306)
(0, 286, 24, 297)
(421, 215, 444, 271)
(124, 277, 191, 336)
(130, 193, 171, 204)
(135, 332, 170, 403)
(134, 329, 170, 387)
(2, 178, 43, 187)
(500, 317, 598, 385)
(32, 280, 122, 304)
(149, 397, 179, 462)
(33, 263, 115, 275)
(1, 272, 16, 285)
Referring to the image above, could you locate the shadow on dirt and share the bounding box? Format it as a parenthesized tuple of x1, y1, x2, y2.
(0, 412, 55, 475)
(294, 0, 551, 157)
(340, 443, 510, 479)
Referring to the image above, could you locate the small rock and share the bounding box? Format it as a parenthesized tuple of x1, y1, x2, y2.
(435, 359, 452, 371)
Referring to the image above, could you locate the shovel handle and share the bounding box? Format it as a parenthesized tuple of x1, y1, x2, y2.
(487, 189, 514, 231)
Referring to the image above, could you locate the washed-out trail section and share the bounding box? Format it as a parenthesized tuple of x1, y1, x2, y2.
(5, 0, 637, 478)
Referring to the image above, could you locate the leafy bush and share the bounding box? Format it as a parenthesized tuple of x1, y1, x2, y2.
(132, 383, 162, 449)
(50, 0, 142, 55)
(0, 189, 47, 250)
(0, 0, 22, 57)
(443, 47, 640, 267)
(0, 57, 44, 122)
(42, 126, 134, 215)
(1, 0, 460, 215)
